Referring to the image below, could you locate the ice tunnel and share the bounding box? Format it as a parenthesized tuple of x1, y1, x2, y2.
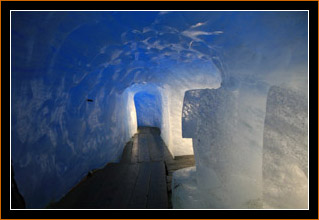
(11, 11, 308, 209)
(134, 91, 162, 128)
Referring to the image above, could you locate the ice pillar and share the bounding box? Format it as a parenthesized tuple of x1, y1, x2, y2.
(180, 84, 267, 208)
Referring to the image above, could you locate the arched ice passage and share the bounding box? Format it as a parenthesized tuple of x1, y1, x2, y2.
(134, 91, 162, 128)
(10, 11, 308, 208)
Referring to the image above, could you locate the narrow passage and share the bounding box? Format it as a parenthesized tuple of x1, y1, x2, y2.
(50, 127, 194, 209)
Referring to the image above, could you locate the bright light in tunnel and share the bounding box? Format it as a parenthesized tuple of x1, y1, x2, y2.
(130, 109, 137, 129)
(123, 83, 165, 140)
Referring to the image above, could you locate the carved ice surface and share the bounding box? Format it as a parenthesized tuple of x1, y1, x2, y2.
(180, 86, 266, 208)
(173, 11, 308, 209)
(263, 86, 308, 209)
(134, 91, 162, 128)
(176, 83, 308, 209)
(11, 11, 308, 208)
(171, 167, 202, 209)
(11, 11, 222, 207)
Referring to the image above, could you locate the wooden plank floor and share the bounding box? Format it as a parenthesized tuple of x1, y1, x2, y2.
(50, 127, 194, 209)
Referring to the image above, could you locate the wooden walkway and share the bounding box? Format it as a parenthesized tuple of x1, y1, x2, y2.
(50, 127, 194, 209)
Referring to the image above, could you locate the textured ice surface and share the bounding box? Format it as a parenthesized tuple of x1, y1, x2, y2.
(134, 91, 162, 128)
(176, 84, 308, 209)
(171, 167, 203, 209)
(171, 167, 263, 209)
(180, 86, 266, 208)
(11, 11, 307, 208)
(172, 11, 308, 209)
(263, 85, 308, 209)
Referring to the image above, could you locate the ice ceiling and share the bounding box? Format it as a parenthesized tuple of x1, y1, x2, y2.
(11, 11, 308, 208)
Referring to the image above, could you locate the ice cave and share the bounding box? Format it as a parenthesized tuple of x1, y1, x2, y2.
(11, 11, 308, 209)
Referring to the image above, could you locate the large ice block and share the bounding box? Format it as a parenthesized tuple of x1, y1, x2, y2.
(177, 85, 266, 208)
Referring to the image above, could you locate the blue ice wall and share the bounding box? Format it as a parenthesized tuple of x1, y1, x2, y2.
(134, 91, 162, 128)
(11, 11, 308, 208)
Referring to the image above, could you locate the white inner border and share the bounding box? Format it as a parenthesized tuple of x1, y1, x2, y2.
(9, 10, 310, 211)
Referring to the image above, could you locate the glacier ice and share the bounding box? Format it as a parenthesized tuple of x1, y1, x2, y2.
(11, 11, 308, 208)
(175, 83, 308, 209)
(134, 91, 162, 128)
(180, 85, 266, 208)
(171, 167, 202, 209)
(263, 85, 308, 209)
